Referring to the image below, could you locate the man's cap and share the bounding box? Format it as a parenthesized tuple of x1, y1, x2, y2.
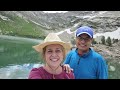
(76, 26, 93, 38)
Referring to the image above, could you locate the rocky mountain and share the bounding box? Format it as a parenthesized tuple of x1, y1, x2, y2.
(0, 11, 120, 38)
(1, 11, 120, 41)
(0, 11, 120, 79)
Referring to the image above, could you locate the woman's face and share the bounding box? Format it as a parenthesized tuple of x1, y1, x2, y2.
(44, 44, 64, 68)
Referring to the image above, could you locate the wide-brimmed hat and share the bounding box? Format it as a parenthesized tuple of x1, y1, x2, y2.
(32, 33, 71, 55)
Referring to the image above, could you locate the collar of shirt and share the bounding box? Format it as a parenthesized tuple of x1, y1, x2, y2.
(75, 48, 92, 58)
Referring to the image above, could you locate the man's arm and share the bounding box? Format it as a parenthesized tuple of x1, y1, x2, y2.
(97, 56, 108, 79)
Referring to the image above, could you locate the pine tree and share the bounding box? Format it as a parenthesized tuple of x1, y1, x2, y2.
(92, 38, 97, 44)
(106, 36, 112, 46)
(101, 36, 105, 45)
(113, 38, 118, 43)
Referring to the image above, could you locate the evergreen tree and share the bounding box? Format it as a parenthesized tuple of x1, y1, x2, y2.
(106, 36, 112, 46)
(101, 36, 105, 45)
(92, 38, 97, 44)
(113, 38, 118, 43)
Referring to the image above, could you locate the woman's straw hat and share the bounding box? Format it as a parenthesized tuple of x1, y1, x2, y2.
(32, 33, 71, 55)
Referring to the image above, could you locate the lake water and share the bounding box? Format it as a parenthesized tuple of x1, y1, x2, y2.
(0, 35, 44, 79)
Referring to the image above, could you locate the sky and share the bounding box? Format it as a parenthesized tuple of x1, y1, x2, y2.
(43, 11, 68, 13)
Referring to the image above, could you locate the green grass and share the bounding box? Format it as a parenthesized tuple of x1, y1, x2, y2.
(108, 60, 120, 79)
(0, 15, 46, 39)
(105, 56, 120, 79)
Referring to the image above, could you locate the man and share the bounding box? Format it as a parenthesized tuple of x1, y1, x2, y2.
(63, 26, 108, 79)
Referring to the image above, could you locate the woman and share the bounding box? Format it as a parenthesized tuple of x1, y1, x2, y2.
(28, 33, 74, 79)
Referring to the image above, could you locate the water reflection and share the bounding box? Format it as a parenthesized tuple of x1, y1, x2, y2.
(0, 63, 43, 79)
(0, 35, 43, 79)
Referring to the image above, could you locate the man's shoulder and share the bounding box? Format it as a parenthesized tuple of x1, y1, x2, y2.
(91, 48, 103, 58)
(67, 49, 77, 55)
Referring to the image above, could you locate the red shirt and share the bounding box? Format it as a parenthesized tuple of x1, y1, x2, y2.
(28, 66, 75, 79)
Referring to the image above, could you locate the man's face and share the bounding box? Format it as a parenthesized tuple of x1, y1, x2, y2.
(76, 33, 93, 52)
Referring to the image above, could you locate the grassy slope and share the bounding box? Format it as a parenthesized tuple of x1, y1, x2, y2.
(0, 13, 46, 39)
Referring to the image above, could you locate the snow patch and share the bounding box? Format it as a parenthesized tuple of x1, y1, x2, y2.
(0, 15, 10, 21)
(94, 27, 120, 39)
